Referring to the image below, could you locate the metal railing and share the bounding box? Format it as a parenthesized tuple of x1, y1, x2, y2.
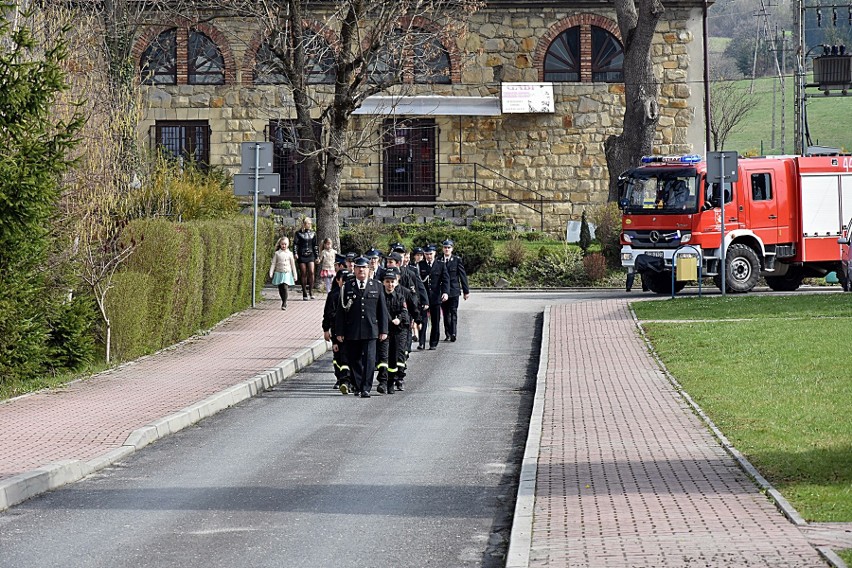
(340, 161, 554, 231)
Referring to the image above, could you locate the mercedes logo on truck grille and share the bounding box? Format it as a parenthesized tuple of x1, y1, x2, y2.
(649, 230, 660, 243)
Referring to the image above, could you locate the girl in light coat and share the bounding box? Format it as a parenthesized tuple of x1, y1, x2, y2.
(317, 237, 337, 293)
(270, 237, 298, 310)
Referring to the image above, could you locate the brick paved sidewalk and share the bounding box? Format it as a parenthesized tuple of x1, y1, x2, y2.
(0, 294, 326, 508)
(525, 299, 826, 567)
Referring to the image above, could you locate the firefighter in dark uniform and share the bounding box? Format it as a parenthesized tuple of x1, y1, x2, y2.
(335, 257, 388, 398)
(386, 252, 421, 384)
(376, 267, 411, 394)
(322, 259, 351, 391)
(439, 239, 470, 342)
(418, 245, 450, 350)
(410, 247, 428, 348)
(395, 247, 428, 351)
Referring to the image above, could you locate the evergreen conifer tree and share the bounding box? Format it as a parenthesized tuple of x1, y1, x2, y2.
(0, 11, 82, 385)
(579, 210, 593, 255)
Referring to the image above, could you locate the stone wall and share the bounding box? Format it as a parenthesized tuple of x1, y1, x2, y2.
(137, 3, 705, 233)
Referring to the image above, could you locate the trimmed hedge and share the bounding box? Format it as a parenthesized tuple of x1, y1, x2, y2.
(105, 216, 273, 362)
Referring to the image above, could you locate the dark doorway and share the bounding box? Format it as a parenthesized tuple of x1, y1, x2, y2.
(382, 119, 437, 201)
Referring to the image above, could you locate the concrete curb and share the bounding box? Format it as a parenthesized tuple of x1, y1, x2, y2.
(0, 338, 328, 513)
(630, 309, 848, 568)
(505, 305, 550, 568)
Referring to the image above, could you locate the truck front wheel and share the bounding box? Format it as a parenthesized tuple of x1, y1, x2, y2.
(714, 244, 760, 293)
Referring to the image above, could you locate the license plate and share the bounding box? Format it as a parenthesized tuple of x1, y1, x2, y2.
(646, 251, 664, 258)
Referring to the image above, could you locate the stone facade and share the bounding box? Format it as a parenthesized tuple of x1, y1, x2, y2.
(136, 1, 707, 233)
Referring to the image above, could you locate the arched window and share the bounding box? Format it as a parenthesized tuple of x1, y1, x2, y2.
(188, 30, 225, 85)
(254, 29, 336, 85)
(543, 26, 579, 82)
(140, 29, 177, 85)
(591, 27, 624, 82)
(543, 25, 623, 83)
(413, 34, 451, 84)
(368, 28, 452, 85)
(140, 27, 229, 85)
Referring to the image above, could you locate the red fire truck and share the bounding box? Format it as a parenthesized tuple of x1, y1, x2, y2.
(618, 154, 852, 293)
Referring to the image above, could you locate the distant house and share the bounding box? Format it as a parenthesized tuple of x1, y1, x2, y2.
(134, 0, 708, 230)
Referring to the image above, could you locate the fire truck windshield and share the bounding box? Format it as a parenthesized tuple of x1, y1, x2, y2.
(620, 170, 699, 214)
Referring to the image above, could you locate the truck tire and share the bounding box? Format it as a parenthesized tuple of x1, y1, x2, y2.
(765, 267, 804, 292)
(713, 243, 760, 293)
(644, 272, 687, 295)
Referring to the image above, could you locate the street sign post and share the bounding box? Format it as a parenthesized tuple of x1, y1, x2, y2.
(239, 142, 278, 308)
(233, 173, 280, 196)
(241, 142, 274, 174)
(706, 151, 739, 296)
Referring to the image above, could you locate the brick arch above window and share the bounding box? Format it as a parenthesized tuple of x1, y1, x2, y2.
(242, 17, 462, 85)
(243, 21, 339, 86)
(133, 21, 236, 85)
(534, 14, 623, 83)
(395, 15, 462, 84)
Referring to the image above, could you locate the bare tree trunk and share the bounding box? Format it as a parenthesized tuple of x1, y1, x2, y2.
(316, 167, 342, 250)
(605, 0, 664, 202)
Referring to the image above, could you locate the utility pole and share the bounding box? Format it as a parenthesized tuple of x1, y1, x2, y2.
(794, 0, 804, 154)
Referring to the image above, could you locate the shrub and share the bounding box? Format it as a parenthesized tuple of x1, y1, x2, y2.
(106, 270, 154, 360)
(48, 293, 98, 371)
(340, 220, 386, 254)
(588, 202, 622, 268)
(469, 219, 512, 240)
(411, 227, 494, 274)
(504, 238, 526, 269)
(521, 246, 586, 287)
(105, 216, 272, 362)
(124, 156, 240, 221)
(583, 252, 608, 283)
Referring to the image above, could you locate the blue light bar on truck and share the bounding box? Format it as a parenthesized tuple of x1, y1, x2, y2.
(640, 154, 702, 164)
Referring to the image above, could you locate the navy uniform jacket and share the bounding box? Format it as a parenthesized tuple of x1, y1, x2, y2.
(440, 255, 470, 298)
(405, 265, 429, 308)
(322, 285, 341, 335)
(335, 278, 388, 340)
(418, 259, 450, 304)
(383, 287, 411, 333)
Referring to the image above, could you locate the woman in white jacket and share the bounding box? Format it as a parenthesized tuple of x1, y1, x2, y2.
(269, 237, 298, 310)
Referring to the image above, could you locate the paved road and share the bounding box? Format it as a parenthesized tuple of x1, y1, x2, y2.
(0, 292, 574, 568)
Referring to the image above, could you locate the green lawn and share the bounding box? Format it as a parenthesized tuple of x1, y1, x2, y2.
(632, 294, 852, 522)
(721, 76, 852, 155)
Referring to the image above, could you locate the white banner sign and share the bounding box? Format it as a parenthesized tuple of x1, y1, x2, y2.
(501, 83, 555, 114)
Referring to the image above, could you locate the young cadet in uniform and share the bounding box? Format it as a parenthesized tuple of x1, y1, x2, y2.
(418, 245, 450, 350)
(335, 257, 388, 398)
(376, 267, 410, 394)
(365, 248, 382, 280)
(382, 252, 421, 371)
(439, 239, 470, 342)
(410, 247, 428, 347)
(322, 268, 351, 392)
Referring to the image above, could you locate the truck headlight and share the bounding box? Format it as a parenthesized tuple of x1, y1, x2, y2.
(621, 252, 633, 261)
(681, 233, 692, 243)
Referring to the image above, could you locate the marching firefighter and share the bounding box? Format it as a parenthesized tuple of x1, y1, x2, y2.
(335, 257, 388, 398)
(322, 264, 352, 392)
(376, 267, 410, 395)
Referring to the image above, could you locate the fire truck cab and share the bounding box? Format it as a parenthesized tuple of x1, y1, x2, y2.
(618, 154, 852, 293)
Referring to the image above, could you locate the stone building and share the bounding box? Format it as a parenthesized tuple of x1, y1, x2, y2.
(135, 0, 708, 232)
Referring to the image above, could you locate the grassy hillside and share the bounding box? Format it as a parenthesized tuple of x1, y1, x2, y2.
(720, 76, 852, 155)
